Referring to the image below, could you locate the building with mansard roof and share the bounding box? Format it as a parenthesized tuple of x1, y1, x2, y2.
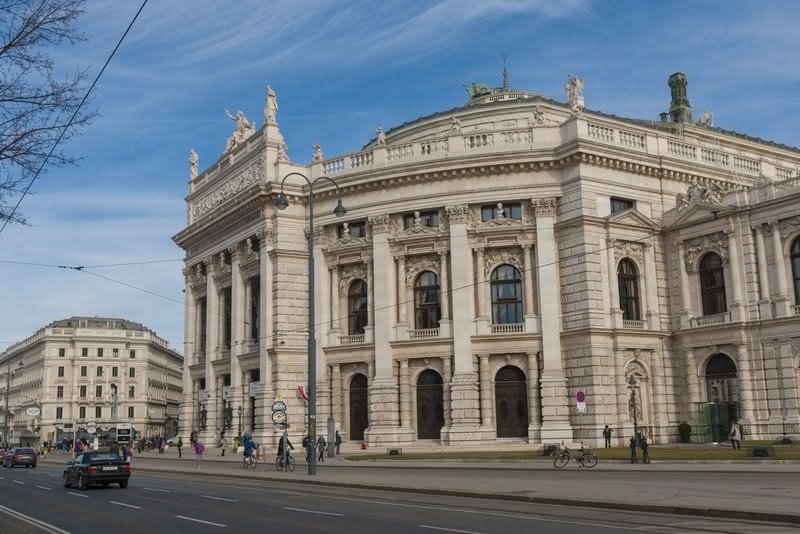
(173, 72, 800, 448)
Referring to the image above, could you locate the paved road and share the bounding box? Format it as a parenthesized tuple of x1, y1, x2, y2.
(1, 462, 798, 534)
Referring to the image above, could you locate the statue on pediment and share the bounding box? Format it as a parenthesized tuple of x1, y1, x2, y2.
(224, 109, 256, 152)
(376, 128, 386, 145)
(565, 74, 584, 113)
(675, 181, 724, 213)
(264, 85, 278, 124)
(311, 144, 324, 161)
(189, 148, 198, 179)
(450, 116, 462, 134)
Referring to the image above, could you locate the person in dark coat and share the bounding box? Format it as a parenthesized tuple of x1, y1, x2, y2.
(177, 437, 183, 458)
(335, 431, 342, 455)
(602, 425, 613, 448)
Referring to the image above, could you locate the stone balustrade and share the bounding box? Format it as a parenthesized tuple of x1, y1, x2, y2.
(622, 319, 645, 329)
(690, 312, 731, 328)
(408, 328, 440, 339)
(793, 305, 800, 316)
(490, 323, 525, 334)
(338, 334, 365, 345)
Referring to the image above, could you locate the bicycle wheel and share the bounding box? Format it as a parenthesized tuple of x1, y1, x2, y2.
(287, 456, 295, 472)
(247, 456, 257, 470)
(580, 452, 598, 468)
(275, 457, 284, 471)
(553, 453, 570, 469)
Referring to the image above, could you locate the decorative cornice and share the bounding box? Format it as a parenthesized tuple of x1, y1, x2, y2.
(192, 160, 264, 221)
(532, 197, 557, 218)
(445, 204, 470, 225)
(368, 215, 391, 234)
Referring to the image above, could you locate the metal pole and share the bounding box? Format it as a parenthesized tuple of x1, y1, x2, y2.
(3, 360, 9, 446)
(632, 387, 639, 461)
(307, 188, 317, 476)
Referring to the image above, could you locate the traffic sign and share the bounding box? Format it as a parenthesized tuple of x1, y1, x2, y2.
(576, 391, 586, 403)
(271, 399, 287, 412)
(576, 402, 587, 413)
(25, 407, 40, 417)
(272, 411, 286, 425)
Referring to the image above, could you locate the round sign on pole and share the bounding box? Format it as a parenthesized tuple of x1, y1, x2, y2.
(272, 411, 286, 425)
(271, 400, 287, 412)
(576, 391, 586, 403)
(25, 407, 41, 417)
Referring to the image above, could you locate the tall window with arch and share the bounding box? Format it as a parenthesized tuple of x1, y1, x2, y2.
(414, 271, 440, 329)
(617, 258, 641, 321)
(348, 279, 369, 335)
(491, 265, 523, 324)
(699, 253, 727, 315)
(791, 236, 800, 305)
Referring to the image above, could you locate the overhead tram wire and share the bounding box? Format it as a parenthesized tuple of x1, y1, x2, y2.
(0, 0, 150, 239)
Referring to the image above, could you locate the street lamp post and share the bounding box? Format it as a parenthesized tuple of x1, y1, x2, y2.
(627, 375, 640, 464)
(275, 171, 346, 476)
(237, 405, 243, 437)
(2, 360, 23, 447)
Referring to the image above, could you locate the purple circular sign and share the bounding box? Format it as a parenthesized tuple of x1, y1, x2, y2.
(576, 391, 586, 403)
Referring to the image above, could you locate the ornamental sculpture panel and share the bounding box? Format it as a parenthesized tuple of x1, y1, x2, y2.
(405, 254, 440, 285)
(192, 160, 264, 221)
(483, 246, 524, 276)
(683, 231, 728, 272)
(338, 263, 368, 295)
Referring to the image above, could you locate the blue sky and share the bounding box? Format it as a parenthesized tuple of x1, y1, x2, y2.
(1, 0, 799, 352)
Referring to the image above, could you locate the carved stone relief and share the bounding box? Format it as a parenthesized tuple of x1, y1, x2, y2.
(531, 198, 557, 218)
(405, 254, 440, 285)
(338, 263, 368, 295)
(483, 246, 524, 276)
(193, 160, 264, 220)
(683, 231, 728, 271)
(675, 181, 724, 213)
(445, 205, 470, 225)
(613, 240, 645, 264)
(778, 216, 800, 243)
(368, 215, 390, 234)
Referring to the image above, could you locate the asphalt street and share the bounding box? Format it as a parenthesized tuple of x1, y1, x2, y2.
(1, 461, 798, 534)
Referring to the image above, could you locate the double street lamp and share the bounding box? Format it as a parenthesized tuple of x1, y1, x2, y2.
(627, 374, 640, 463)
(275, 172, 346, 476)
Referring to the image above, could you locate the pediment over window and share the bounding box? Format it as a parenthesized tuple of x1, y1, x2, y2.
(664, 203, 734, 228)
(606, 208, 658, 230)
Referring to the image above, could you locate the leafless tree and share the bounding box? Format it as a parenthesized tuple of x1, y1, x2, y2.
(0, 0, 94, 225)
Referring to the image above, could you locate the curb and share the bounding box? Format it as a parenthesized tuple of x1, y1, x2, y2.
(132, 465, 800, 525)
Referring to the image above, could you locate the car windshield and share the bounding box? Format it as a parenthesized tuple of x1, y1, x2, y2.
(17, 449, 35, 454)
(85, 452, 121, 463)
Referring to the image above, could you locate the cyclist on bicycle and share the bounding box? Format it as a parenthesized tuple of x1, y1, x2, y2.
(242, 434, 256, 460)
(277, 434, 294, 458)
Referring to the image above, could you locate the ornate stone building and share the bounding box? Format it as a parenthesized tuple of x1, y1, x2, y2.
(0, 317, 183, 446)
(174, 72, 800, 448)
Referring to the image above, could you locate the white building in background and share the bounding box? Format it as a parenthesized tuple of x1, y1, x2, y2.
(174, 71, 800, 448)
(0, 317, 183, 446)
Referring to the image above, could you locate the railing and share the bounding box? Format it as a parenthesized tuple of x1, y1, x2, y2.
(463, 134, 493, 150)
(409, 328, 440, 339)
(419, 138, 447, 156)
(324, 157, 346, 174)
(622, 320, 645, 329)
(690, 312, 731, 327)
(500, 130, 532, 145)
(775, 174, 800, 193)
(776, 167, 797, 181)
(733, 155, 760, 174)
(668, 139, 697, 160)
(587, 122, 614, 142)
(338, 334, 365, 345)
(793, 305, 800, 316)
(700, 148, 729, 166)
(387, 144, 414, 161)
(350, 151, 373, 169)
(490, 323, 525, 334)
(618, 130, 645, 149)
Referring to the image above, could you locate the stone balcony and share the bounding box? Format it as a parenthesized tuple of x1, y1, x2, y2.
(622, 319, 645, 329)
(408, 328, 440, 339)
(338, 334, 365, 345)
(489, 323, 525, 335)
(793, 305, 800, 316)
(690, 312, 731, 328)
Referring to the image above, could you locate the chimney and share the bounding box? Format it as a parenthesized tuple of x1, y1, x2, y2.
(667, 72, 692, 124)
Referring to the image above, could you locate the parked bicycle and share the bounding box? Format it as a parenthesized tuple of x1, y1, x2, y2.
(275, 452, 295, 472)
(553, 443, 598, 469)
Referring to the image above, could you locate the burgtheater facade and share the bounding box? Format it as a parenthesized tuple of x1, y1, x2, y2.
(174, 73, 800, 448)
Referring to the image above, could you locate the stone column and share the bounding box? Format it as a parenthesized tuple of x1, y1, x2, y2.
(331, 364, 343, 432)
(364, 215, 400, 444)
(329, 266, 340, 342)
(770, 222, 791, 317)
(479, 355, 492, 430)
(779, 341, 799, 424)
(526, 352, 541, 440)
(475, 247, 488, 318)
(753, 224, 772, 319)
(522, 244, 537, 333)
(203, 258, 220, 443)
(442, 355, 452, 429)
(725, 225, 745, 321)
(438, 251, 452, 337)
(735, 345, 755, 422)
(399, 360, 411, 430)
(533, 198, 572, 441)
(685, 347, 700, 420)
(179, 270, 196, 440)
(314, 236, 329, 380)
(677, 241, 692, 328)
(254, 230, 273, 446)
(606, 238, 621, 328)
(643, 243, 659, 329)
(397, 256, 408, 324)
(443, 205, 481, 442)
(230, 245, 245, 426)
(364, 259, 374, 343)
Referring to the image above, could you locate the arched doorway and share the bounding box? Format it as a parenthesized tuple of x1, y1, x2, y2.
(349, 373, 369, 441)
(495, 366, 528, 437)
(705, 353, 739, 443)
(416, 369, 444, 439)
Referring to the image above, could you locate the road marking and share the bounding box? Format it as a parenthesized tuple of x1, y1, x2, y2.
(420, 526, 484, 534)
(12, 480, 24, 485)
(35, 486, 52, 491)
(0, 504, 71, 534)
(111, 501, 141, 509)
(201, 495, 238, 502)
(176, 515, 226, 527)
(143, 487, 171, 493)
(283, 507, 343, 517)
(67, 492, 88, 498)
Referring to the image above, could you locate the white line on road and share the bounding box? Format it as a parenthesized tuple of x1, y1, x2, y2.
(420, 526, 484, 534)
(283, 507, 344, 517)
(201, 495, 239, 502)
(111, 501, 141, 509)
(176, 515, 226, 527)
(67, 492, 88, 498)
(0, 504, 71, 534)
(35, 486, 52, 491)
(12, 480, 24, 485)
(143, 487, 171, 493)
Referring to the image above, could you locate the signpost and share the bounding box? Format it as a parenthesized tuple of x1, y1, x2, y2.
(272, 396, 289, 469)
(576, 391, 587, 445)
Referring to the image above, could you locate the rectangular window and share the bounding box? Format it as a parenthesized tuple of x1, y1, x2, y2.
(198, 298, 207, 351)
(129, 350, 136, 359)
(97, 348, 103, 358)
(337, 221, 366, 238)
(129, 367, 135, 378)
(57, 386, 64, 399)
(58, 348, 65, 358)
(128, 406, 134, 418)
(56, 407, 63, 420)
(96, 366, 103, 377)
(112, 366, 118, 377)
(403, 210, 440, 230)
(481, 203, 522, 222)
(113, 348, 119, 358)
(128, 386, 135, 399)
(223, 287, 232, 348)
(79, 406, 86, 419)
(610, 197, 635, 214)
(224, 374, 231, 387)
(81, 348, 88, 357)
(96, 385, 102, 398)
(58, 366, 65, 377)
(249, 277, 260, 340)
(95, 406, 102, 419)
(80, 385, 87, 398)
(80, 366, 87, 377)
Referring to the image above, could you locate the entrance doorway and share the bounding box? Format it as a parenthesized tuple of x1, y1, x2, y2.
(495, 365, 528, 438)
(416, 369, 444, 439)
(349, 373, 369, 441)
(704, 353, 739, 442)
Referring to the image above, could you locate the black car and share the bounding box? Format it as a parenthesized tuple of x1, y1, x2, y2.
(2, 447, 37, 468)
(63, 451, 131, 489)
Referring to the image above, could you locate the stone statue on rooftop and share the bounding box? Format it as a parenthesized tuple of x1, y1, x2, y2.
(224, 109, 256, 152)
(697, 111, 714, 127)
(264, 85, 279, 124)
(277, 142, 289, 162)
(449, 116, 462, 134)
(311, 144, 324, 161)
(565, 74, 584, 113)
(189, 148, 198, 178)
(376, 128, 386, 145)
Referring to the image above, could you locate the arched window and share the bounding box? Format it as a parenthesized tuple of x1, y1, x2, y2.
(617, 258, 641, 321)
(491, 265, 523, 324)
(699, 253, 727, 315)
(347, 279, 368, 335)
(414, 271, 440, 329)
(791, 237, 800, 305)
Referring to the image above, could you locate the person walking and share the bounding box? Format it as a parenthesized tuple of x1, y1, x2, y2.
(121, 444, 129, 463)
(317, 435, 327, 463)
(302, 435, 312, 464)
(730, 421, 742, 450)
(602, 425, 613, 448)
(335, 430, 342, 455)
(177, 437, 183, 458)
(190, 430, 197, 446)
(194, 440, 205, 468)
(219, 433, 227, 456)
(629, 436, 637, 464)
(159, 437, 166, 455)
